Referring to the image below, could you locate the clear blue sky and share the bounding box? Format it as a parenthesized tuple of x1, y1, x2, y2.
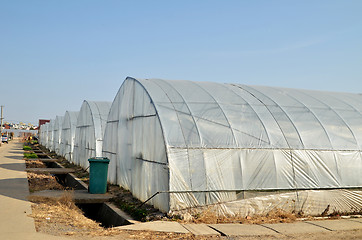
(1, 0, 361, 124)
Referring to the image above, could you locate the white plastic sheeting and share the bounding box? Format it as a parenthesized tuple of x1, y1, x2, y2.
(39, 124, 43, 145)
(52, 116, 64, 155)
(60, 111, 79, 161)
(103, 79, 168, 211)
(39, 123, 48, 146)
(47, 120, 55, 151)
(43, 122, 50, 147)
(103, 77, 362, 213)
(174, 189, 362, 217)
(73, 101, 111, 168)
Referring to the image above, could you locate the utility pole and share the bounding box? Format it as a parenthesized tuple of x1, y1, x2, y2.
(0, 105, 3, 147)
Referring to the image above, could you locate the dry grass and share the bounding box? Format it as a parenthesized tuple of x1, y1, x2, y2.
(27, 172, 64, 192)
(30, 191, 104, 236)
(186, 208, 297, 224)
(25, 159, 47, 168)
(241, 209, 297, 224)
(29, 192, 198, 239)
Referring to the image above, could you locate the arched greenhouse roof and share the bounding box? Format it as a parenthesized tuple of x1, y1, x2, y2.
(43, 122, 50, 147)
(40, 122, 48, 146)
(73, 100, 111, 168)
(60, 111, 79, 160)
(53, 116, 64, 155)
(139, 78, 362, 151)
(103, 77, 362, 213)
(47, 119, 55, 151)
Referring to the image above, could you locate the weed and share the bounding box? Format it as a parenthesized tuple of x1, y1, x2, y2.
(24, 152, 38, 159)
(23, 145, 32, 150)
(111, 198, 149, 221)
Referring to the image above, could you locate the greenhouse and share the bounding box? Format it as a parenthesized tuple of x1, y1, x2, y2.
(52, 116, 64, 155)
(60, 111, 79, 161)
(44, 122, 50, 148)
(46, 120, 54, 152)
(39, 122, 48, 146)
(39, 123, 44, 145)
(102, 77, 362, 215)
(73, 101, 111, 169)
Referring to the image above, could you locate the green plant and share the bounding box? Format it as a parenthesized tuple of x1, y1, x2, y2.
(24, 153, 38, 159)
(111, 198, 149, 221)
(23, 146, 32, 150)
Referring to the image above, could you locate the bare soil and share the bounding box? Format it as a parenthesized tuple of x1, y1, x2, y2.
(26, 159, 47, 168)
(26, 158, 64, 192)
(27, 172, 64, 192)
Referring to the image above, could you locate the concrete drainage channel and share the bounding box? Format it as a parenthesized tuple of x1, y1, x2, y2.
(27, 146, 136, 228)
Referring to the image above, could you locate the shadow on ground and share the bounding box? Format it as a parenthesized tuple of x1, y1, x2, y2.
(0, 178, 30, 202)
(0, 163, 26, 172)
(8, 150, 24, 154)
(2, 155, 24, 160)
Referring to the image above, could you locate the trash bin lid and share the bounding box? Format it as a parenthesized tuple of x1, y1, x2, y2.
(88, 157, 110, 163)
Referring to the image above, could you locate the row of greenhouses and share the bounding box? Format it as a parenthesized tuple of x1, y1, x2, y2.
(39, 77, 362, 216)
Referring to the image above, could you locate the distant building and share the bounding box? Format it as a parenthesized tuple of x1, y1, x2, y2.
(38, 119, 50, 134)
(38, 119, 50, 128)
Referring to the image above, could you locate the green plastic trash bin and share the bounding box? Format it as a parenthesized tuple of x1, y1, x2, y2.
(88, 157, 110, 194)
